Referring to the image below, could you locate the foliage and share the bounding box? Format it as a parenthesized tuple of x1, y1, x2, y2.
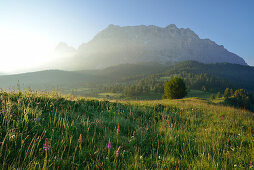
(224, 88, 254, 111)
(216, 92, 221, 98)
(224, 88, 231, 98)
(210, 94, 215, 100)
(163, 77, 187, 99)
(230, 88, 234, 96)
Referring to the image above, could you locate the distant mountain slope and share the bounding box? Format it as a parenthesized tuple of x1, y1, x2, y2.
(79, 62, 170, 79)
(0, 62, 169, 90)
(0, 70, 99, 90)
(150, 61, 254, 92)
(64, 24, 247, 70)
(0, 61, 253, 92)
(167, 61, 254, 83)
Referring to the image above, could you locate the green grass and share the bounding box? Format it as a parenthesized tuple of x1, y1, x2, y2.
(185, 89, 212, 99)
(126, 92, 162, 100)
(98, 92, 123, 99)
(0, 91, 253, 169)
(97, 89, 212, 101)
(211, 97, 225, 104)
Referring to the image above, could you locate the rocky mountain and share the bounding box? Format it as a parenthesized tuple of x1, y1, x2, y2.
(56, 24, 247, 70)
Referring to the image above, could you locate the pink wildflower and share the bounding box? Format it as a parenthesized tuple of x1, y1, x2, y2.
(78, 134, 82, 144)
(43, 138, 49, 151)
(116, 146, 121, 157)
(117, 124, 120, 133)
(108, 138, 111, 149)
(131, 131, 135, 139)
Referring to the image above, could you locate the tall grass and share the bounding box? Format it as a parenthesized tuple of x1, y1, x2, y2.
(0, 91, 253, 169)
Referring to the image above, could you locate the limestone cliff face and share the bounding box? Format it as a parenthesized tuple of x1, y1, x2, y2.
(57, 24, 247, 70)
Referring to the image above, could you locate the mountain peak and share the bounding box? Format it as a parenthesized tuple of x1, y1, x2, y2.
(107, 24, 120, 29)
(55, 42, 75, 51)
(54, 42, 76, 57)
(166, 24, 178, 29)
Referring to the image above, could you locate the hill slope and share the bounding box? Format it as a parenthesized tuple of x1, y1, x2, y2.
(0, 70, 100, 90)
(165, 61, 254, 91)
(0, 63, 169, 90)
(0, 91, 253, 169)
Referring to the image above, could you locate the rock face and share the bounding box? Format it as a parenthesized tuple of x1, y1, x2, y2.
(59, 24, 247, 70)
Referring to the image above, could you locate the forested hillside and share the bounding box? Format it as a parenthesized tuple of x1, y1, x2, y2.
(98, 61, 254, 98)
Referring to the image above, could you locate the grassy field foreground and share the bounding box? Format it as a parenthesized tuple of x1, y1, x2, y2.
(0, 91, 253, 169)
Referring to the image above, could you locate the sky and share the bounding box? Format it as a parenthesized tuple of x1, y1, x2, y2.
(0, 0, 253, 73)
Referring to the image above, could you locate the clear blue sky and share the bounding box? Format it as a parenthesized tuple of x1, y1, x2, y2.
(0, 0, 254, 67)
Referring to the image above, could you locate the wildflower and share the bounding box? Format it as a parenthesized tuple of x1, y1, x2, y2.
(250, 161, 253, 168)
(78, 134, 82, 145)
(117, 124, 120, 133)
(140, 156, 143, 159)
(43, 138, 49, 151)
(107, 138, 111, 157)
(116, 146, 121, 157)
(116, 124, 120, 145)
(108, 138, 111, 149)
(132, 131, 135, 137)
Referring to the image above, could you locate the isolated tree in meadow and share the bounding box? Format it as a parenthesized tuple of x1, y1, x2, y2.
(163, 77, 187, 99)
(224, 88, 230, 98)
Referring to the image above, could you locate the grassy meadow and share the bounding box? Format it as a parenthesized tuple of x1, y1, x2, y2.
(0, 90, 253, 169)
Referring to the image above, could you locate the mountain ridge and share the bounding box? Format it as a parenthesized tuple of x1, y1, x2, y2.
(52, 24, 247, 70)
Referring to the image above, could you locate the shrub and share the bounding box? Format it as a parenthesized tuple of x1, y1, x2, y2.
(216, 92, 222, 98)
(224, 88, 230, 98)
(163, 77, 187, 99)
(210, 94, 215, 100)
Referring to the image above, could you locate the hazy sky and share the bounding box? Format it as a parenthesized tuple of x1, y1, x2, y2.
(0, 0, 253, 73)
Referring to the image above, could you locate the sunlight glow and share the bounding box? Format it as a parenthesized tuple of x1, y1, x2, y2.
(0, 29, 56, 74)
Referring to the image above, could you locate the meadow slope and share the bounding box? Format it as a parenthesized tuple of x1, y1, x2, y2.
(0, 91, 253, 169)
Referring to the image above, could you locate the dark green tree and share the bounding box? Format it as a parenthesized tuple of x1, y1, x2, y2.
(202, 85, 207, 92)
(163, 77, 187, 99)
(230, 88, 234, 97)
(216, 92, 221, 98)
(224, 88, 230, 98)
(234, 89, 249, 103)
(210, 94, 215, 100)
